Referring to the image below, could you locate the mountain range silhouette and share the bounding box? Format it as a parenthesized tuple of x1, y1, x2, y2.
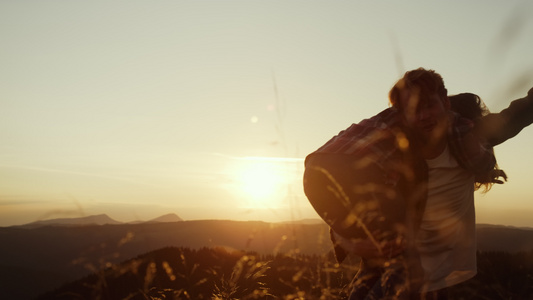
(0, 217, 532, 299)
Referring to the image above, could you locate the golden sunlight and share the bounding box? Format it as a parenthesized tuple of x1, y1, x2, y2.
(234, 158, 288, 205)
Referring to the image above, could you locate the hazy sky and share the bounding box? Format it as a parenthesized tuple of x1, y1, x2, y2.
(1, 1, 533, 227)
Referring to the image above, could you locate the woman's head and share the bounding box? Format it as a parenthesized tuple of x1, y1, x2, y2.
(449, 93, 507, 192)
(449, 93, 490, 121)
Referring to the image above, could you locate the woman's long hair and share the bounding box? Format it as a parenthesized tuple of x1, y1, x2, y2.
(449, 93, 507, 192)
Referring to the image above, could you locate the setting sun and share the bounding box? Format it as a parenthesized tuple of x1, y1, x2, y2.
(233, 158, 289, 205)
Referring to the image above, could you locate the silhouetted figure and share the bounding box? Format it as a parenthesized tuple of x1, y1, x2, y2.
(304, 68, 533, 299)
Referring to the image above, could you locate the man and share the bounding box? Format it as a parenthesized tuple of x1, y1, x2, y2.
(304, 68, 533, 299)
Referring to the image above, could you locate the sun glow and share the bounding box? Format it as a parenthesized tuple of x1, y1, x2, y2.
(234, 158, 289, 206)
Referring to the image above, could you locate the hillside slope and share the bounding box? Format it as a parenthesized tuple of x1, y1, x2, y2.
(1, 220, 532, 299)
(38, 246, 533, 300)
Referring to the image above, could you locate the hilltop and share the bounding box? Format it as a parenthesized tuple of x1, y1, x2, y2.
(37, 246, 533, 300)
(1, 219, 532, 299)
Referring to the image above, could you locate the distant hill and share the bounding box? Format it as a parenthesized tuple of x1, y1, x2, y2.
(15, 213, 184, 228)
(280, 218, 326, 225)
(127, 213, 183, 224)
(477, 223, 533, 231)
(1, 220, 532, 299)
(18, 214, 122, 228)
(477, 224, 533, 252)
(145, 213, 183, 223)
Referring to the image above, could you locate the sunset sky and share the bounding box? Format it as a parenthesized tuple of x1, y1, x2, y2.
(1, 1, 533, 227)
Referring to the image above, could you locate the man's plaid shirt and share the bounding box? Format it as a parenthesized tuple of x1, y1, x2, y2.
(307, 107, 496, 181)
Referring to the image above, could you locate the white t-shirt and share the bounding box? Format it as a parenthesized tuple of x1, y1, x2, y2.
(416, 145, 477, 292)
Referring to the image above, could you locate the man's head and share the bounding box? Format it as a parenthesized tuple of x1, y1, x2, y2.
(389, 68, 450, 144)
(389, 68, 447, 109)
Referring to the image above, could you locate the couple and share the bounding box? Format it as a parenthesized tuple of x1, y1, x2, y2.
(304, 68, 533, 299)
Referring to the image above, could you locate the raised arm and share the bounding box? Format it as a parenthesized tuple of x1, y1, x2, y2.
(477, 88, 533, 147)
